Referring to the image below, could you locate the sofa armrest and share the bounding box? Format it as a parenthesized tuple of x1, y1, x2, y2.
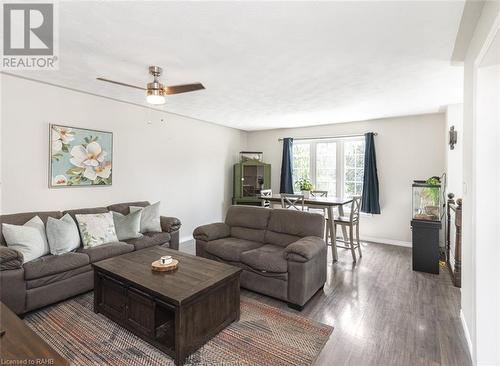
(285, 236, 326, 262)
(160, 216, 181, 233)
(0, 246, 23, 271)
(193, 223, 230, 242)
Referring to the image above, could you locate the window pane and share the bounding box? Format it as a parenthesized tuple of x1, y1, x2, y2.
(316, 142, 336, 196)
(344, 140, 365, 197)
(292, 143, 311, 189)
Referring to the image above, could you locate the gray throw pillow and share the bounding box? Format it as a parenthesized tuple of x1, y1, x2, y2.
(2, 216, 49, 263)
(112, 210, 143, 240)
(130, 202, 162, 233)
(46, 214, 81, 255)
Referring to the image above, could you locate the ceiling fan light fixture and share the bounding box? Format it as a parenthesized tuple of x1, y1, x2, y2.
(146, 88, 166, 105)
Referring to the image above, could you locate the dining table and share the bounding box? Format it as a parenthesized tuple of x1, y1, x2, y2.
(260, 194, 353, 261)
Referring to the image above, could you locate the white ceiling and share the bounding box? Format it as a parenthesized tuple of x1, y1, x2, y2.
(13, 1, 465, 131)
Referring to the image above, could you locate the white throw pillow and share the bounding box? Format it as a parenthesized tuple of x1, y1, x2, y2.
(130, 202, 162, 233)
(75, 212, 118, 249)
(2, 216, 50, 263)
(46, 213, 81, 255)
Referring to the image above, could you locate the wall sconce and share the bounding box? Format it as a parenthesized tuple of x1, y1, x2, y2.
(449, 125, 458, 150)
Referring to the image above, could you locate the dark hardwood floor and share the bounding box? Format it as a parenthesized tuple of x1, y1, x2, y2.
(181, 240, 472, 366)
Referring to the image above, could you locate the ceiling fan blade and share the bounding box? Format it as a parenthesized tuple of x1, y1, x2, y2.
(164, 83, 205, 95)
(96, 77, 146, 90)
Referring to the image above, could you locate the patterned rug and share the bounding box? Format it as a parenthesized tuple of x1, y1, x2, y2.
(24, 293, 333, 365)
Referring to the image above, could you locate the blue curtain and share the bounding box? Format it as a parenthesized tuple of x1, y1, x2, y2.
(280, 138, 294, 193)
(361, 133, 380, 214)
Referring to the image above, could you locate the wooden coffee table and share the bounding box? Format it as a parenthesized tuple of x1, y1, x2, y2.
(92, 246, 241, 365)
(0, 302, 69, 365)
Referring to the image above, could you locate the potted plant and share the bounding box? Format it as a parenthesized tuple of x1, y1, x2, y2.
(296, 178, 313, 198)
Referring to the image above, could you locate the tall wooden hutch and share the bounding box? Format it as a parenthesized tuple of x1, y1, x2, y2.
(233, 152, 271, 206)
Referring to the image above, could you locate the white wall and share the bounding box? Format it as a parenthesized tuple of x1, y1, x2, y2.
(247, 113, 445, 246)
(461, 1, 500, 364)
(475, 63, 500, 366)
(445, 103, 464, 269)
(446, 104, 464, 198)
(1, 74, 247, 242)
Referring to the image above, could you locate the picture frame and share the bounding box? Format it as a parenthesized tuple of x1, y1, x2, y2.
(49, 124, 113, 188)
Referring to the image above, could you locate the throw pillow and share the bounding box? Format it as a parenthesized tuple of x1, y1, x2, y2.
(130, 202, 162, 233)
(112, 210, 143, 241)
(46, 213, 81, 255)
(2, 216, 50, 263)
(75, 212, 118, 249)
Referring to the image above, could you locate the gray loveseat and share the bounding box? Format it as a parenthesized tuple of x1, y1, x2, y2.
(0, 201, 181, 315)
(193, 205, 327, 310)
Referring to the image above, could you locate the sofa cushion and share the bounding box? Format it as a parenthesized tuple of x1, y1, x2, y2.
(264, 230, 302, 248)
(267, 209, 324, 238)
(3, 216, 50, 263)
(225, 206, 270, 230)
(143, 231, 170, 245)
(26, 264, 92, 289)
(230, 227, 265, 243)
(205, 237, 263, 262)
(107, 201, 150, 215)
(0, 211, 61, 246)
(240, 244, 288, 273)
(112, 210, 143, 241)
(124, 232, 170, 251)
(78, 242, 134, 263)
(24, 252, 90, 280)
(75, 212, 119, 249)
(46, 214, 80, 255)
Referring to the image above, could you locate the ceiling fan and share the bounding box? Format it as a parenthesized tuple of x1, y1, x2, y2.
(97, 66, 205, 105)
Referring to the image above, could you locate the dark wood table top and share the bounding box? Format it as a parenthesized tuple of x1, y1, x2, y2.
(261, 194, 353, 206)
(93, 247, 241, 305)
(0, 302, 69, 365)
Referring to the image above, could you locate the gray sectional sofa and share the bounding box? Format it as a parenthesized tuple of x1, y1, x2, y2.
(193, 205, 327, 310)
(0, 201, 181, 315)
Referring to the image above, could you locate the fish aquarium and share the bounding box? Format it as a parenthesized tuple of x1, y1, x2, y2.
(412, 181, 442, 221)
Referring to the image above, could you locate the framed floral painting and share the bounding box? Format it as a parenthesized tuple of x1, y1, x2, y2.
(49, 124, 113, 187)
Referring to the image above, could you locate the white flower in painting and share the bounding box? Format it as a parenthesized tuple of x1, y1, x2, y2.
(52, 127, 75, 152)
(52, 175, 68, 186)
(83, 161, 112, 181)
(70, 142, 107, 168)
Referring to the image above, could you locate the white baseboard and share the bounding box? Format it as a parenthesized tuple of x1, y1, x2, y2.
(460, 309, 474, 361)
(361, 236, 412, 247)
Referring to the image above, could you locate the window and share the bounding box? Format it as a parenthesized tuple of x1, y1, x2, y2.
(292, 143, 311, 183)
(344, 140, 365, 197)
(316, 142, 337, 195)
(292, 138, 365, 197)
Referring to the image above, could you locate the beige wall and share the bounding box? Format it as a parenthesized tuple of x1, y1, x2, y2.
(0, 74, 247, 242)
(247, 113, 446, 246)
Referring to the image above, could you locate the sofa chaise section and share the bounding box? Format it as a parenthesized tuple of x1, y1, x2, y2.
(194, 205, 327, 309)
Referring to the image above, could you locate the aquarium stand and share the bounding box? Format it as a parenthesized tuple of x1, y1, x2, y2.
(411, 220, 441, 274)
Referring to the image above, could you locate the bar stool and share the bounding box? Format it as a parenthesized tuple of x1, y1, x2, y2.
(333, 196, 362, 262)
(309, 190, 329, 240)
(261, 189, 273, 208)
(280, 193, 305, 211)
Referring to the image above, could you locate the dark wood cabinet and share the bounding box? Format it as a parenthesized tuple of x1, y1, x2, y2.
(411, 220, 441, 274)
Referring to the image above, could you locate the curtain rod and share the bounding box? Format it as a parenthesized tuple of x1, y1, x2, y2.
(278, 132, 377, 142)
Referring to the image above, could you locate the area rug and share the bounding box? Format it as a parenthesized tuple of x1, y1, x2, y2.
(24, 293, 333, 366)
